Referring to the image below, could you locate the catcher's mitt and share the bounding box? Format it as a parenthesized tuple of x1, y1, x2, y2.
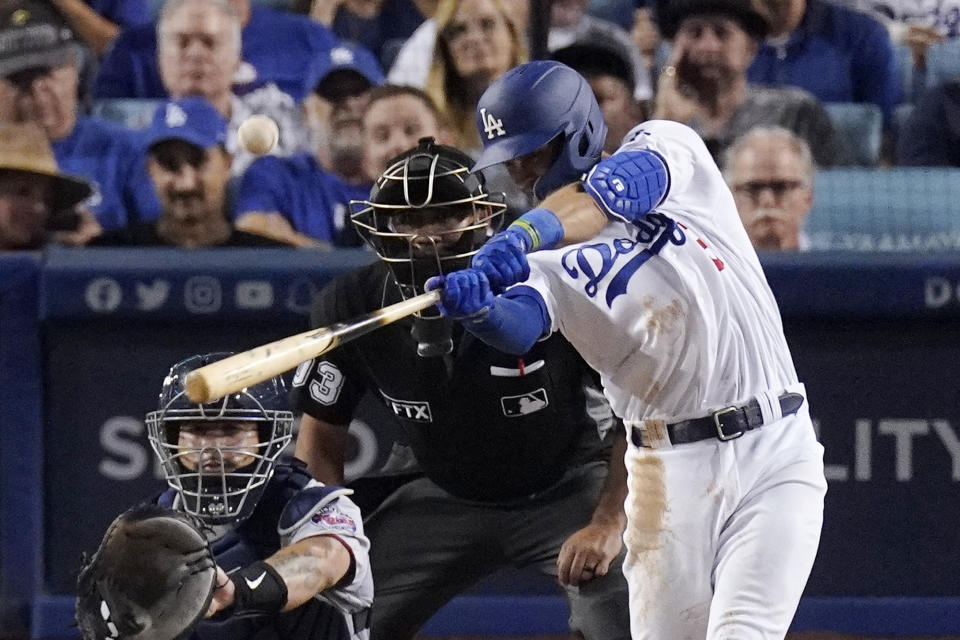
(76, 504, 217, 640)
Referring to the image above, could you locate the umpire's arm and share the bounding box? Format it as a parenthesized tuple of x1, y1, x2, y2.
(557, 424, 628, 587)
(295, 414, 350, 484)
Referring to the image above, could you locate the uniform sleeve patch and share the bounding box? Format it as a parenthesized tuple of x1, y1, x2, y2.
(310, 503, 357, 533)
(278, 484, 354, 535)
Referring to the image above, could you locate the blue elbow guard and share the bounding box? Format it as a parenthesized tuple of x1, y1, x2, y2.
(462, 288, 550, 355)
(583, 150, 669, 223)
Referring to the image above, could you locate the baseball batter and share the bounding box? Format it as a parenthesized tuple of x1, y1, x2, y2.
(291, 139, 632, 640)
(432, 61, 828, 639)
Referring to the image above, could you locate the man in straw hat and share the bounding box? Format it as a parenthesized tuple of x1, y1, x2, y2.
(0, 121, 95, 250)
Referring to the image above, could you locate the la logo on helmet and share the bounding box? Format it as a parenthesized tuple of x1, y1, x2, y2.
(480, 108, 505, 139)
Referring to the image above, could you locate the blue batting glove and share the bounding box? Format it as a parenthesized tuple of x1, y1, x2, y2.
(429, 269, 495, 320)
(471, 227, 531, 292)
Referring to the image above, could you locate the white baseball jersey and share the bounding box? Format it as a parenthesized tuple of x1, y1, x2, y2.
(281, 480, 374, 639)
(523, 119, 798, 424)
(517, 120, 826, 640)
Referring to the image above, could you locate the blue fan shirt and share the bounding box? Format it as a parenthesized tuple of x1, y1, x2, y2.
(51, 116, 161, 229)
(236, 153, 370, 247)
(94, 5, 338, 102)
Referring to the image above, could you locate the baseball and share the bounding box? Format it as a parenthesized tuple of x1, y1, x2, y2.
(238, 114, 279, 155)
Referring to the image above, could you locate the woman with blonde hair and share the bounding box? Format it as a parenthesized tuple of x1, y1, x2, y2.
(424, 0, 527, 152)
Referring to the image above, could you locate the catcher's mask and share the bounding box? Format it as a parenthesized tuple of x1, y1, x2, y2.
(351, 137, 507, 300)
(146, 353, 294, 525)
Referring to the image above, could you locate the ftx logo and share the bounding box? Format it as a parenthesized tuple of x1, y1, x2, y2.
(381, 392, 432, 422)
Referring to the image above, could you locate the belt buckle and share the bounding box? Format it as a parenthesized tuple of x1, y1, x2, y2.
(712, 406, 743, 441)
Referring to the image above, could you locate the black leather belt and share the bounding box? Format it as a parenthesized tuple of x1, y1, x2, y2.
(352, 607, 371, 631)
(630, 392, 805, 448)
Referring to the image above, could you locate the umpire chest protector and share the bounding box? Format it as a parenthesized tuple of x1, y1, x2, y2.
(294, 263, 614, 503)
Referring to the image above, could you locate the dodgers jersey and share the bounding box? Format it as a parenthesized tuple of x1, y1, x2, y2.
(518, 120, 798, 424)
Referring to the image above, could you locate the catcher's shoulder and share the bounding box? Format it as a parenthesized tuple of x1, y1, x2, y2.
(277, 465, 357, 535)
(278, 483, 356, 535)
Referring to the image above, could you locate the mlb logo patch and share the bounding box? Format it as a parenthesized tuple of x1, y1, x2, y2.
(311, 504, 357, 533)
(501, 388, 548, 417)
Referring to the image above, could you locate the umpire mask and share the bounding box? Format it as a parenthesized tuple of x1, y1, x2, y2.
(351, 137, 506, 356)
(146, 353, 294, 525)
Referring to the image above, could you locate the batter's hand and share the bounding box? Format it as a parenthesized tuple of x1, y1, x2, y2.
(557, 522, 623, 587)
(471, 227, 531, 292)
(426, 270, 495, 319)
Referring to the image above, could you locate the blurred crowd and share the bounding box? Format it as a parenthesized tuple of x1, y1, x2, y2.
(1, 0, 958, 253)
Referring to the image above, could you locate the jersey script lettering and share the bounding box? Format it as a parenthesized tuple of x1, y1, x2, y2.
(561, 213, 686, 307)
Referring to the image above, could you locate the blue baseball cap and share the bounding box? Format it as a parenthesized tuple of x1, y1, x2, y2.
(143, 97, 228, 151)
(308, 42, 384, 99)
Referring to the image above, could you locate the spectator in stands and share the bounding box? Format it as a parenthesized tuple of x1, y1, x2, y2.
(0, 121, 99, 250)
(835, 0, 948, 68)
(653, 0, 841, 166)
(588, 0, 639, 29)
(425, 0, 526, 151)
(386, 0, 527, 101)
(152, 0, 308, 176)
(0, 3, 159, 230)
(307, 0, 435, 70)
(896, 80, 960, 166)
(48, 0, 151, 56)
(550, 0, 651, 101)
(90, 98, 287, 247)
(93, 0, 337, 103)
(361, 85, 446, 182)
(723, 125, 814, 251)
(748, 0, 901, 128)
(235, 45, 386, 247)
(631, 3, 665, 85)
(552, 42, 647, 153)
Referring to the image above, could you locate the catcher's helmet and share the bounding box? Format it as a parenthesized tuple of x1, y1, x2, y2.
(472, 60, 607, 200)
(146, 353, 294, 525)
(351, 136, 506, 299)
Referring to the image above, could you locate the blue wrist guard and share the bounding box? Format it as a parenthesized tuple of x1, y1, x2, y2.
(509, 208, 565, 251)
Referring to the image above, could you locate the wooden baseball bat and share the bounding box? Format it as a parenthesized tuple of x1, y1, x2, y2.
(184, 290, 441, 403)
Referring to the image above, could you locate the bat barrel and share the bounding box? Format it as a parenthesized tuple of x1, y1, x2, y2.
(184, 290, 441, 403)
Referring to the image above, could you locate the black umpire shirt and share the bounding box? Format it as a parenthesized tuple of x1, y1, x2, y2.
(291, 261, 616, 503)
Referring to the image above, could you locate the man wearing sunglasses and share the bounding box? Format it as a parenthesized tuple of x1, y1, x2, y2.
(723, 125, 814, 251)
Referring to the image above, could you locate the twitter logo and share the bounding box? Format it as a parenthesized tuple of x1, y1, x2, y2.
(136, 280, 170, 311)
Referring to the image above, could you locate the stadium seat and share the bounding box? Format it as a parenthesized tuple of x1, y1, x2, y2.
(823, 102, 883, 166)
(925, 39, 960, 87)
(91, 99, 162, 130)
(807, 168, 960, 249)
(893, 43, 921, 104)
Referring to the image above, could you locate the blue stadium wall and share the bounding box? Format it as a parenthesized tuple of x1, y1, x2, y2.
(2, 247, 959, 638)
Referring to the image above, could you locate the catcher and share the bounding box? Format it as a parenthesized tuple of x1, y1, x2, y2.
(76, 353, 373, 640)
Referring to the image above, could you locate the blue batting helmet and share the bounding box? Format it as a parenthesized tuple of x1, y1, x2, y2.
(472, 61, 607, 200)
